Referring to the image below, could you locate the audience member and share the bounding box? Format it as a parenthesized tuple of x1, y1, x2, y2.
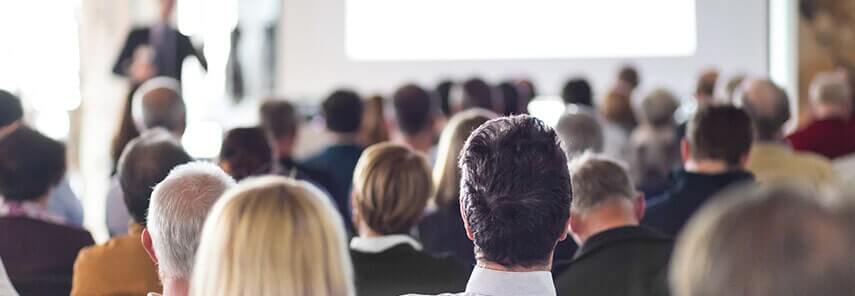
(694, 69, 719, 105)
(392, 84, 437, 156)
(601, 89, 638, 133)
(0, 90, 23, 139)
(556, 154, 671, 296)
(0, 127, 94, 295)
(560, 79, 629, 162)
(435, 80, 454, 117)
(190, 177, 354, 296)
(142, 162, 235, 296)
(618, 65, 641, 93)
(0, 258, 17, 296)
(515, 79, 538, 105)
(428, 115, 572, 295)
(723, 74, 746, 103)
(642, 105, 755, 237)
(418, 109, 496, 268)
(350, 143, 468, 296)
(788, 72, 855, 159)
(72, 129, 192, 296)
(498, 81, 523, 116)
(670, 184, 855, 296)
(359, 95, 390, 147)
(555, 112, 604, 160)
(451, 78, 494, 114)
(629, 89, 682, 197)
(561, 78, 594, 108)
(739, 79, 837, 188)
(304, 89, 365, 233)
(218, 127, 275, 181)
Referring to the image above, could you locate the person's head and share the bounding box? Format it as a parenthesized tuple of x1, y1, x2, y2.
(640, 88, 680, 128)
(724, 74, 746, 104)
(618, 65, 640, 91)
(695, 69, 719, 104)
(739, 79, 791, 141)
(392, 84, 435, 137)
(132, 77, 187, 136)
(143, 162, 235, 284)
(433, 109, 497, 209)
(191, 177, 354, 296)
(118, 129, 193, 226)
(260, 99, 300, 159)
(322, 89, 364, 134)
(683, 105, 753, 170)
(0, 89, 23, 139)
(561, 78, 594, 108)
(352, 143, 432, 236)
(498, 81, 522, 116)
(219, 127, 274, 181)
(600, 89, 638, 131)
(567, 154, 644, 244)
(359, 95, 390, 146)
(435, 80, 454, 117)
(0, 127, 65, 203)
(159, 0, 176, 21)
(809, 71, 853, 120)
(555, 112, 604, 160)
(459, 115, 572, 269)
(671, 184, 855, 296)
(452, 78, 494, 113)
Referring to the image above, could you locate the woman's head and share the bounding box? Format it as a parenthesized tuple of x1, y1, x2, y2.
(191, 176, 353, 296)
(219, 127, 275, 181)
(0, 126, 65, 202)
(432, 109, 497, 208)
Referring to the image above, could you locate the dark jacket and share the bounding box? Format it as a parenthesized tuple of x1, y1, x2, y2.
(418, 200, 475, 268)
(351, 244, 469, 296)
(113, 27, 207, 81)
(303, 144, 363, 233)
(0, 217, 94, 295)
(642, 169, 754, 236)
(556, 226, 672, 296)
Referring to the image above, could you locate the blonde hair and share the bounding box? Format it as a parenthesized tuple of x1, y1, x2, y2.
(432, 109, 497, 208)
(190, 176, 354, 296)
(352, 143, 432, 234)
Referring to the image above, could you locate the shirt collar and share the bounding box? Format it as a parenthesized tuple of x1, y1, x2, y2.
(464, 266, 556, 296)
(350, 234, 422, 253)
(575, 226, 670, 260)
(0, 199, 66, 225)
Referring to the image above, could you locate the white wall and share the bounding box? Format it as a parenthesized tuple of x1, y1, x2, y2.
(278, 0, 768, 102)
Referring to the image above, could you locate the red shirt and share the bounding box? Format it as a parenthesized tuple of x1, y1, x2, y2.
(787, 118, 855, 160)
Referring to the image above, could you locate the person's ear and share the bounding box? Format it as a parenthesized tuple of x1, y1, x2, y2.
(568, 210, 583, 245)
(738, 153, 750, 169)
(141, 228, 158, 265)
(460, 202, 474, 241)
(680, 139, 690, 163)
(634, 193, 646, 221)
(559, 210, 572, 242)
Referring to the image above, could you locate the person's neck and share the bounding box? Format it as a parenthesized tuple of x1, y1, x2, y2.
(400, 131, 434, 154)
(684, 159, 733, 175)
(476, 259, 552, 273)
(814, 108, 852, 122)
(356, 223, 385, 238)
(161, 277, 189, 296)
(575, 203, 639, 245)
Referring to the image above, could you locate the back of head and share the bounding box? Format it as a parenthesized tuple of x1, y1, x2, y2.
(132, 77, 187, 135)
(601, 90, 638, 131)
(219, 127, 274, 181)
(359, 95, 390, 146)
(118, 129, 193, 226)
(353, 143, 432, 234)
(555, 112, 604, 160)
(568, 154, 635, 212)
(322, 89, 364, 134)
(810, 71, 853, 117)
(561, 78, 594, 107)
(641, 88, 680, 127)
(0, 89, 23, 127)
(0, 126, 65, 202)
(259, 100, 299, 141)
(695, 69, 719, 102)
(687, 105, 753, 166)
(498, 81, 522, 116)
(433, 109, 497, 208)
(392, 84, 434, 136)
(724, 75, 746, 103)
(459, 115, 571, 268)
(671, 184, 855, 296)
(435, 80, 454, 117)
(457, 78, 494, 112)
(149, 162, 236, 280)
(618, 66, 640, 90)
(738, 79, 790, 141)
(191, 176, 353, 296)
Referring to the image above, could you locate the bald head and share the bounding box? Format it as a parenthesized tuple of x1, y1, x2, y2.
(810, 72, 853, 119)
(740, 79, 790, 141)
(132, 77, 186, 136)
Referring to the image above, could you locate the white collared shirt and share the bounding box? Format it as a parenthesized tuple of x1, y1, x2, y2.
(349, 234, 423, 253)
(407, 266, 556, 296)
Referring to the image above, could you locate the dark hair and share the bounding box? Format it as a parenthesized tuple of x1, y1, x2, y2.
(118, 129, 192, 226)
(498, 82, 521, 116)
(393, 84, 434, 135)
(0, 90, 23, 127)
(561, 78, 594, 107)
(742, 82, 791, 141)
(461, 78, 494, 111)
(322, 90, 364, 133)
(260, 100, 299, 140)
(0, 127, 66, 201)
(459, 115, 571, 267)
(435, 80, 454, 116)
(687, 105, 753, 166)
(696, 70, 719, 98)
(219, 127, 274, 181)
(618, 66, 640, 89)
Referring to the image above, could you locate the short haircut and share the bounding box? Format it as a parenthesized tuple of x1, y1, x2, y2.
(259, 100, 299, 140)
(149, 162, 236, 279)
(118, 129, 193, 226)
(132, 77, 187, 135)
(0, 89, 22, 127)
(459, 78, 494, 111)
(561, 78, 594, 107)
(810, 72, 852, 109)
(555, 112, 604, 160)
(568, 154, 635, 212)
(459, 115, 572, 267)
(618, 66, 640, 89)
(435, 80, 454, 116)
(686, 105, 753, 166)
(322, 89, 364, 133)
(740, 80, 791, 141)
(641, 88, 680, 127)
(498, 82, 522, 116)
(392, 84, 434, 135)
(671, 184, 855, 296)
(219, 127, 274, 181)
(352, 143, 432, 234)
(695, 70, 719, 97)
(0, 127, 65, 202)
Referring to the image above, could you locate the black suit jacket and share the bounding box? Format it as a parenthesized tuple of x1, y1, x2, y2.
(113, 27, 207, 81)
(556, 226, 672, 296)
(351, 244, 469, 296)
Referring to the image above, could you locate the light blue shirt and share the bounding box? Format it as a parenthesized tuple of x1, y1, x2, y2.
(46, 177, 84, 227)
(106, 176, 132, 236)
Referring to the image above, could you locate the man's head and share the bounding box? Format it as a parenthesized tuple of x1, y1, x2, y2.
(671, 184, 855, 296)
(132, 77, 187, 136)
(259, 100, 300, 159)
(640, 88, 680, 128)
(118, 129, 193, 226)
(738, 79, 791, 141)
(0, 90, 23, 139)
(459, 115, 572, 269)
(561, 78, 594, 108)
(322, 89, 364, 134)
(683, 105, 753, 169)
(695, 69, 719, 105)
(143, 162, 235, 282)
(392, 84, 435, 137)
(567, 154, 643, 244)
(0, 127, 65, 203)
(618, 66, 640, 91)
(452, 78, 494, 113)
(809, 72, 853, 120)
(555, 112, 604, 160)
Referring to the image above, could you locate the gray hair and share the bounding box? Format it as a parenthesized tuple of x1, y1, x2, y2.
(739, 79, 790, 141)
(132, 77, 186, 135)
(567, 153, 636, 212)
(555, 112, 604, 160)
(148, 161, 236, 280)
(640, 88, 679, 127)
(810, 72, 852, 109)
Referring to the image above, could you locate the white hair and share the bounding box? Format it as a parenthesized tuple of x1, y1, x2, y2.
(131, 76, 185, 133)
(148, 161, 236, 280)
(810, 72, 851, 107)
